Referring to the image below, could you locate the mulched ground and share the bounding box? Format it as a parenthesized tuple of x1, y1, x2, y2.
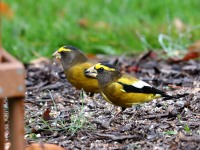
(14, 52, 200, 149)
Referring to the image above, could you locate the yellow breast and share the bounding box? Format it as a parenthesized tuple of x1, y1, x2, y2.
(65, 62, 99, 93)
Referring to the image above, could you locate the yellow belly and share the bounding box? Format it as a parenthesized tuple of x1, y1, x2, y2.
(65, 62, 99, 93)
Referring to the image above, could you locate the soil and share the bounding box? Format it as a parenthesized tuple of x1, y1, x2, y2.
(10, 52, 200, 149)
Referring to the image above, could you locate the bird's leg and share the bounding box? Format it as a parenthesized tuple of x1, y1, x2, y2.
(114, 107, 126, 117)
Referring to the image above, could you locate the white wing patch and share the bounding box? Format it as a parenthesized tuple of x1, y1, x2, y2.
(132, 80, 152, 88)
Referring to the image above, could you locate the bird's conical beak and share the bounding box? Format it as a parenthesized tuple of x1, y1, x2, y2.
(52, 51, 61, 59)
(84, 66, 97, 78)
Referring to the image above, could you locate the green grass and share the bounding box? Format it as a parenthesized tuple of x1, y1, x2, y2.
(2, 0, 200, 62)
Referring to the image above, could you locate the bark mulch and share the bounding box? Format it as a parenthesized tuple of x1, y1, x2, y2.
(12, 52, 200, 149)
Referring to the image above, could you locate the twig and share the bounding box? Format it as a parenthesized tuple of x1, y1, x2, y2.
(92, 118, 115, 129)
(24, 99, 41, 107)
(94, 133, 142, 141)
(141, 112, 169, 119)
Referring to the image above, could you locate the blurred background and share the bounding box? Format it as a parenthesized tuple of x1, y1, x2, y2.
(1, 0, 200, 62)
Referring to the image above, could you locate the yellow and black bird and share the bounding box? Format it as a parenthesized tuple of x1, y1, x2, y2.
(52, 46, 99, 93)
(85, 62, 175, 109)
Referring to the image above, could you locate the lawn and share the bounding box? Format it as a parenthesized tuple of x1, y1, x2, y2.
(1, 1, 200, 149)
(1, 0, 200, 62)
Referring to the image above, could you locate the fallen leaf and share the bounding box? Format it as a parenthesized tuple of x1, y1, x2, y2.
(183, 40, 200, 60)
(184, 40, 200, 60)
(183, 51, 200, 61)
(126, 66, 140, 73)
(42, 108, 51, 121)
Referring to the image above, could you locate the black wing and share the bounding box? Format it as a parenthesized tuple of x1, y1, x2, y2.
(117, 82, 170, 97)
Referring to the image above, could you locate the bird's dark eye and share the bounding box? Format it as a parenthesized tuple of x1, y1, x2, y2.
(97, 67, 104, 72)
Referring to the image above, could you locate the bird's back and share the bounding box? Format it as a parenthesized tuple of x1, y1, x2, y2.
(101, 74, 161, 107)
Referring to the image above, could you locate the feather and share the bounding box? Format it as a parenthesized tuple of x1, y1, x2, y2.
(117, 81, 169, 96)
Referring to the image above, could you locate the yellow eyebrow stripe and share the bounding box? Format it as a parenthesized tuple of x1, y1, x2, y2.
(58, 47, 71, 52)
(95, 63, 115, 71)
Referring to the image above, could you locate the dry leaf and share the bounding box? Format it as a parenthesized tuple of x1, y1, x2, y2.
(183, 51, 200, 61)
(184, 40, 200, 60)
(42, 108, 51, 121)
(167, 40, 200, 62)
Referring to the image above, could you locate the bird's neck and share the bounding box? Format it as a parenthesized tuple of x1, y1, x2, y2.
(97, 71, 122, 88)
(61, 53, 87, 70)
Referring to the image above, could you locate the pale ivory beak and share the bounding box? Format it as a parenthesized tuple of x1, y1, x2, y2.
(52, 51, 61, 59)
(84, 66, 98, 78)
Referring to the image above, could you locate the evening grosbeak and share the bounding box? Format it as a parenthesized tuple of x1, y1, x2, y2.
(84, 62, 175, 110)
(52, 46, 99, 93)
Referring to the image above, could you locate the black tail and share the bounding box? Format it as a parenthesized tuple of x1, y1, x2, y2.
(162, 93, 189, 100)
